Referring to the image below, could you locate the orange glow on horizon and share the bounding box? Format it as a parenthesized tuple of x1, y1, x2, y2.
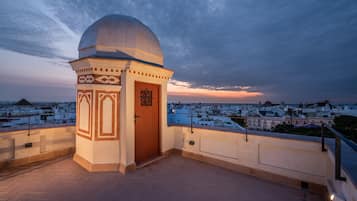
(167, 80, 263, 100)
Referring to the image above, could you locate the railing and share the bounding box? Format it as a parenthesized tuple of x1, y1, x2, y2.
(0, 114, 35, 135)
(169, 110, 252, 145)
(168, 110, 246, 129)
(0, 115, 75, 133)
(170, 110, 250, 137)
(321, 124, 357, 181)
(170, 109, 357, 183)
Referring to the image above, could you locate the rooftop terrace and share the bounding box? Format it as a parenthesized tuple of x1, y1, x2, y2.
(1, 125, 356, 201)
(0, 154, 323, 201)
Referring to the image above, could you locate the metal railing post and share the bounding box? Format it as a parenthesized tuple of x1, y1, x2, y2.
(190, 108, 194, 134)
(335, 136, 346, 181)
(245, 117, 248, 142)
(27, 116, 31, 136)
(245, 127, 248, 142)
(321, 124, 327, 152)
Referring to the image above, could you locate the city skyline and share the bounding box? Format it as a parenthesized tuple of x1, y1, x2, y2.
(1, 0, 357, 103)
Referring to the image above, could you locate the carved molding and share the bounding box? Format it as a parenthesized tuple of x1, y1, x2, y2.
(95, 75, 120, 85)
(78, 75, 95, 84)
(78, 74, 121, 85)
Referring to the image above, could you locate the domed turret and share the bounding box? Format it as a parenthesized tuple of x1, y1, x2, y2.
(78, 14, 163, 66)
(71, 14, 173, 173)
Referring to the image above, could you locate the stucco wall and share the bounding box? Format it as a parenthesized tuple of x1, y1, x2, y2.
(119, 61, 173, 167)
(170, 125, 357, 200)
(326, 150, 357, 201)
(0, 126, 75, 164)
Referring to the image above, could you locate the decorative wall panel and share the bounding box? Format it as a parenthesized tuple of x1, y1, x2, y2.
(199, 132, 238, 159)
(95, 90, 120, 140)
(77, 90, 93, 139)
(259, 143, 326, 176)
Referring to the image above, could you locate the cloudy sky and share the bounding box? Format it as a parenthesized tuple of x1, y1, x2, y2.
(0, 0, 356, 103)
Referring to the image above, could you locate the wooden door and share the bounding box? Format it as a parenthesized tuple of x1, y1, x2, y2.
(135, 81, 160, 164)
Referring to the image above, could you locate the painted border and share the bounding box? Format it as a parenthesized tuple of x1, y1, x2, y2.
(95, 90, 120, 140)
(76, 90, 93, 140)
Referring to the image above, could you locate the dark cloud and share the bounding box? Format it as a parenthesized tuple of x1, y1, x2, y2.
(0, 1, 76, 60)
(0, 0, 356, 103)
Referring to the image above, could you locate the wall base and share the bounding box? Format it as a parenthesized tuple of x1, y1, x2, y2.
(0, 147, 75, 170)
(119, 163, 136, 174)
(73, 154, 120, 172)
(118, 150, 179, 174)
(181, 150, 327, 196)
(162, 149, 182, 156)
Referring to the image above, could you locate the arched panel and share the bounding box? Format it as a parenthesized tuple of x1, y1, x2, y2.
(79, 97, 90, 132)
(102, 97, 113, 134)
(76, 90, 92, 139)
(95, 90, 120, 140)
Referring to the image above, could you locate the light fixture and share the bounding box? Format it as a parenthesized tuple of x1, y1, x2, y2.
(330, 194, 335, 201)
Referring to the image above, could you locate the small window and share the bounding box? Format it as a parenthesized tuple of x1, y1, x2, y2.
(140, 89, 152, 106)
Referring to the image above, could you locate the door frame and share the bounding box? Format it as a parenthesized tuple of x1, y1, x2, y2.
(134, 81, 161, 164)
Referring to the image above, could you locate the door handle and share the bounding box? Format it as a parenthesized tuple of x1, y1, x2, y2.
(134, 114, 140, 123)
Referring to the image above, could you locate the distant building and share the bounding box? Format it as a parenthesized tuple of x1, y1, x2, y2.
(247, 116, 285, 130)
(0, 101, 75, 130)
(15, 98, 32, 106)
(246, 101, 336, 131)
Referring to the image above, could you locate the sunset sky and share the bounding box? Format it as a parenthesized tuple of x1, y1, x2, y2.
(0, 0, 357, 103)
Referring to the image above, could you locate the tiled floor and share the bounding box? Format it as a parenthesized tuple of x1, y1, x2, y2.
(0, 155, 322, 201)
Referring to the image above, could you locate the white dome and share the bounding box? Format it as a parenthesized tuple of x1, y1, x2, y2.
(78, 14, 163, 66)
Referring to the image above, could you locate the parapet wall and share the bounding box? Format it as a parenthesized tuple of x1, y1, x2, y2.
(168, 126, 357, 201)
(0, 126, 75, 169)
(1, 124, 356, 200)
